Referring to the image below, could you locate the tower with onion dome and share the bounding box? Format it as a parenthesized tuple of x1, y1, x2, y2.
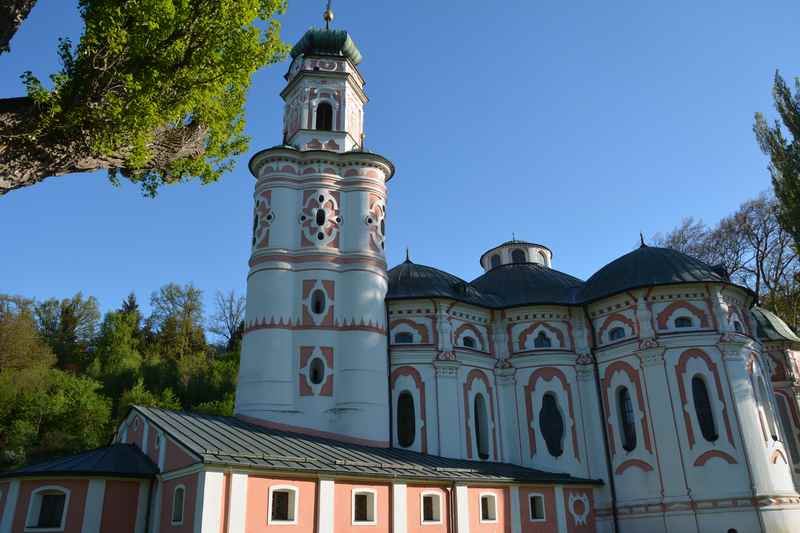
(235, 6, 394, 447)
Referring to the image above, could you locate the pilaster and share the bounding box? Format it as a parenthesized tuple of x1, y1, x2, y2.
(0, 480, 19, 533)
(392, 483, 407, 533)
(496, 366, 522, 465)
(227, 472, 248, 533)
(435, 361, 462, 458)
(80, 479, 106, 533)
(455, 484, 470, 533)
(317, 479, 335, 533)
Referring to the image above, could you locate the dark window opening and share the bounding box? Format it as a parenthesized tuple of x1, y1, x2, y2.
(609, 327, 626, 341)
(171, 487, 185, 524)
(422, 494, 440, 522)
(733, 321, 743, 333)
(252, 213, 259, 246)
(534, 331, 552, 348)
(474, 393, 490, 460)
(511, 249, 526, 263)
(394, 332, 413, 344)
(271, 490, 290, 521)
(309, 358, 325, 385)
(397, 391, 416, 448)
(315, 208, 326, 226)
(675, 316, 693, 328)
(353, 493, 373, 522)
(37, 493, 66, 528)
(490, 254, 501, 268)
(311, 289, 326, 315)
(316, 102, 333, 131)
(529, 494, 545, 520)
(480, 495, 497, 521)
(463, 336, 476, 349)
(618, 387, 637, 452)
(539, 393, 565, 457)
(692, 376, 718, 442)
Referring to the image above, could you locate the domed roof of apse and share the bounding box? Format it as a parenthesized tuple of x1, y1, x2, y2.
(387, 259, 486, 306)
(579, 245, 733, 303)
(471, 263, 584, 307)
(290, 28, 363, 65)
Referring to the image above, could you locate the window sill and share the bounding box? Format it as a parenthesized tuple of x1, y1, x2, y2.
(268, 520, 298, 525)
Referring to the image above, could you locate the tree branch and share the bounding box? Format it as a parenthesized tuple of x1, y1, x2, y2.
(0, 0, 37, 54)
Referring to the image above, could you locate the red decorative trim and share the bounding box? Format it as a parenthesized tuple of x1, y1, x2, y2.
(237, 415, 390, 448)
(390, 366, 428, 453)
(615, 459, 654, 475)
(655, 301, 710, 330)
(389, 319, 430, 344)
(517, 321, 566, 352)
(462, 369, 498, 460)
(249, 253, 385, 269)
(453, 323, 487, 352)
(675, 349, 735, 448)
(597, 313, 637, 342)
(245, 316, 385, 335)
(524, 367, 580, 462)
(602, 361, 653, 454)
(693, 450, 737, 466)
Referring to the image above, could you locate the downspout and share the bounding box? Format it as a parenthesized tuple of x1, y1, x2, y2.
(583, 306, 620, 533)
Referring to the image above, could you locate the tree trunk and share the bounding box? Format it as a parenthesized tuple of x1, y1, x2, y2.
(0, 0, 37, 53)
(0, 96, 209, 194)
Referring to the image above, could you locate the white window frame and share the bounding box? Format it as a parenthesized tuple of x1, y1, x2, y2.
(171, 484, 186, 526)
(479, 492, 498, 523)
(267, 485, 299, 525)
(528, 493, 546, 522)
(24, 485, 70, 532)
(351, 488, 377, 525)
(420, 491, 443, 525)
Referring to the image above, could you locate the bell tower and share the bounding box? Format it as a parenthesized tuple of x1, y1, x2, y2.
(236, 5, 395, 447)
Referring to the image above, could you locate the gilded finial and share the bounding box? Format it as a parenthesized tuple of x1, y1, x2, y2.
(323, 0, 334, 29)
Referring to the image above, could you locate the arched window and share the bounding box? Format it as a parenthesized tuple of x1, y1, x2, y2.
(511, 249, 526, 263)
(462, 336, 476, 349)
(315, 102, 333, 131)
(171, 485, 186, 525)
(538, 251, 548, 266)
(252, 212, 259, 246)
(490, 254, 501, 268)
(539, 393, 565, 457)
(534, 331, 552, 348)
(26, 487, 69, 530)
(397, 391, 416, 448)
(692, 376, 718, 442)
(394, 331, 413, 344)
(311, 289, 326, 315)
(609, 327, 626, 341)
(309, 358, 325, 385)
(674, 316, 693, 328)
(474, 393, 490, 460)
(758, 376, 780, 441)
(617, 387, 637, 452)
(776, 395, 800, 463)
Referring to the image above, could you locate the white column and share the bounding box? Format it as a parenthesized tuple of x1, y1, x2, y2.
(80, 479, 106, 533)
(554, 486, 567, 533)
(455, 485, 470, 533)
(317, 479, 335, 533)
(227, 473, 248, 533)
(195, 471, 224, 533)
(134, 480, 150, 533)
(0, 480, 20, 533)
(392, 483, 407, 533)
(509, 486, 521, 533)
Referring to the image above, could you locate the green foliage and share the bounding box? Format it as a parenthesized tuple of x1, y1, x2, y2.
(0, 296, 55, 370)
(192, 394, 235, 417)
(21, 0, 288, 195)
(755, 72, 800, 253)
(34, 293, 100, 371)
(117, 379, 181, 418)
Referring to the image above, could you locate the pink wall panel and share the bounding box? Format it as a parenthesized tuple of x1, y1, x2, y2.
(334, 481, 391, 533)
(468, 487, 510, 533)
(12, 479, 88, 533)
(128, 414, 145, 450)
(519, 486, 557, 533)
(244, 476, 317, 533)
(100, 480, 141, 533)
(160, 474, 198, 533)
(406, 485, 450, 533)
(164, 439, 197, 472)
(564, 488, 596, 533)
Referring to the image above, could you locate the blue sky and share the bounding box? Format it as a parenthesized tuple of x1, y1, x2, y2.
(1, 1, 797, 318)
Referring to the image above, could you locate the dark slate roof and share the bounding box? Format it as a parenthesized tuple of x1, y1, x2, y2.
(471, 263, 584, 307)
(290, 29, 362, 65)
(0, 443, 157, 479)
(134, 406, 600, 486)
(387, 260, 487, 307)
(752, 307, 800, 343)
(579, 245, 734, 303)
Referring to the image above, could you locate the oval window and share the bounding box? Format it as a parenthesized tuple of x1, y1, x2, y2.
(309, 358, 325, 385)
(474, 394, 490, 460)
(617, 387, 637, 452)
(539, 393, 565, 457)
(380, 218, 385, 236)
(397, 391, 416, 447)
(315, 208, 326, 227)
(691, 376, 718, 442)
(311, 289, 326, 315)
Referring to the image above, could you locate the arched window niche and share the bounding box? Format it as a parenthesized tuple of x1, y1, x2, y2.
(171, 485, 186, 525)
(609, 327, 626, 341)
(674, 316, 693, 328)
(315, 102, 333, 131)
(617, 386, 637, 452)
(462, 336, 476, 349)
(394, 331, 413, 344)
(691, 375, 718, 442)
(534, 331, 552, 348)
(397, 391, 416, 448)
(474, 393, 490, 460)
(757, 376, 780, 441)
(26, 486, 69, 530)
(539, 393, 565, 457)
(511, 249, 526, 263)
(490, 254, 501, 268)
(311, 289, 326, 315)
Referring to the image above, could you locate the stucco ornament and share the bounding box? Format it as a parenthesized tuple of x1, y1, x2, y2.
(569, 492, 591, 525)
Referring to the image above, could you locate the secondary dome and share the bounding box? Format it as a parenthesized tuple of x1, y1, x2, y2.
(387, 260, 484, 305)
(290, 28, 363, 65)
(471, 263, 583, 307)
(579, 245, 730, 302)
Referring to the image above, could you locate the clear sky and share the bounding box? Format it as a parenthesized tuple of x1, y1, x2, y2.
(2, 1, 798, 318)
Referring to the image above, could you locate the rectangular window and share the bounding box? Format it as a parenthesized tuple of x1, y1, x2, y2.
(38, 494, 66, 528)
(269, 488, 296, 523)
(353, 491, 376, 524)
(171, 487, 185, 525)
(529, 494, 545, 521)
(421, 493, 441, 523)
(480, 494, 497, 522)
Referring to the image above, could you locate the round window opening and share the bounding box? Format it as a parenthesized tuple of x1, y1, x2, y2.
(311, 289, 326, 315)
(309, 357, 325, 385)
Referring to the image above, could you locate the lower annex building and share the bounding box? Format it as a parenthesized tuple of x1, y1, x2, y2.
(3, 8, 800, 533)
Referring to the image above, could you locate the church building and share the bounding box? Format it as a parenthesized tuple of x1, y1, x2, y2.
(2, 7, 800, 533)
